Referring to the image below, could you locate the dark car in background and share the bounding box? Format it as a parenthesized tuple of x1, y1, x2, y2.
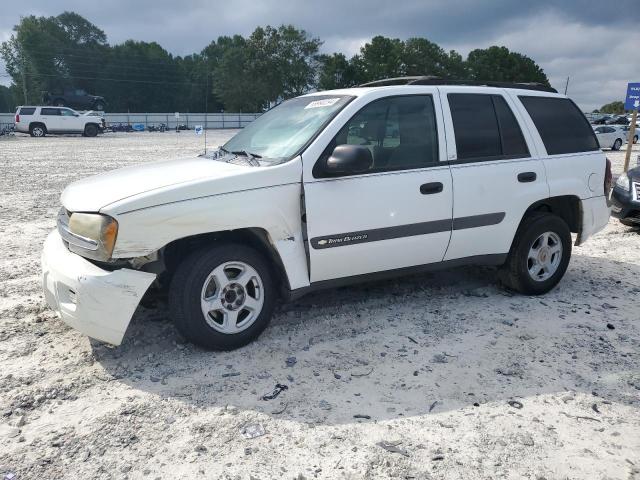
(43, 88, 107, 111)
(611, 166, 640, 227)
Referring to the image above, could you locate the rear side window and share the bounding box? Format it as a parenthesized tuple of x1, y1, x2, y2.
(41, 108, 60, 116)
(19, 107, 36, 115)
(448, 93, 529, 161)
(519, 96, 599, 155)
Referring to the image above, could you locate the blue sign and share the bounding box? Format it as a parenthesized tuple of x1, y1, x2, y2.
(625, 83, 640, 110)
(194, 125, 203, 135)
(132, 123, 145, 131)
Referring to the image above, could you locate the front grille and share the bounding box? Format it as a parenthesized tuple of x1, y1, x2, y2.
(633, 182, 640, 202)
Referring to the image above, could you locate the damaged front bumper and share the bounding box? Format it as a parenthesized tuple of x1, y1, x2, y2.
(41, 230, 156, 345)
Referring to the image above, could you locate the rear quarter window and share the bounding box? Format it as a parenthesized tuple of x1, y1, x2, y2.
(518, 96, 599, 155)
(19, 107, 36, 115)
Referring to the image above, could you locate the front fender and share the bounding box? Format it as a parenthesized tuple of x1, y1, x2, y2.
(110, 183, 310, 290)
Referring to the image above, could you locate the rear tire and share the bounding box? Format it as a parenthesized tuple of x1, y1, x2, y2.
(634, 135, 638, 144)
(29, 124, 46, 137)
(499, 213, 572, 295)
(84, 124, 98, 137)
(612, 138, 622, 150)
(93, 102, 105, 111)
(169, 243, 276, 350)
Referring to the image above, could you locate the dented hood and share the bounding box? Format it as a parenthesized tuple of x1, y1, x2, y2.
(61, 155, 300, 214)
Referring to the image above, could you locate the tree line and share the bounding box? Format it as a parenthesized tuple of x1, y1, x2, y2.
(0, 11, 550, 113)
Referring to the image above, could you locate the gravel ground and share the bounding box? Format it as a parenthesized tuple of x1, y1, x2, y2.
(0, 132, 639, 480)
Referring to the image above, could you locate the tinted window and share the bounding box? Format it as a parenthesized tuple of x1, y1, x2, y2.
(19, 107, 36, 115)
(41, 108, 60, 116)
(519, 96, 599, 155)
(318, 95, 439, 176)
(493, 96, 529, 157)
(448, 93, 529, 161)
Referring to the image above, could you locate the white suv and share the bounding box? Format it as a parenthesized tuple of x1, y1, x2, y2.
(15, 106, 103, 137)
(41, 79, 611, 350)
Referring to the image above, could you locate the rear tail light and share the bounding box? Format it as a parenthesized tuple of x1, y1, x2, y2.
(604, 157, 612, 195)
(15, 114, 19, 123)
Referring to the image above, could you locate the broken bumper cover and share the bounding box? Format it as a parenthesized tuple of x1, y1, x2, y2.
(41, 230, 156, 345)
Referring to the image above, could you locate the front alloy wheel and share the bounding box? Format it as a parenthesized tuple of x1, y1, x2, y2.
(169, 244, 276, 350)
(200, 261, 265, 334)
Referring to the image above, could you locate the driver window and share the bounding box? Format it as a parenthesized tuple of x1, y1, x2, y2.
(61, 109, 76, 116)
(325, 95, 439, 175)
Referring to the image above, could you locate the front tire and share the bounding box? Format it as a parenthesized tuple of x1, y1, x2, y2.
(84, 124, 98, 137)
(612, 138, 622, 150)
(169, 244, 276, 350)
(499, 213, 572, 295)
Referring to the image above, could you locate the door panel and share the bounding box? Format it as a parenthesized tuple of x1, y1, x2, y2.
(444, 159, 547, 259)
(303, 93, 452, 283)
(304, 167, 453, 282)
(40, 108, 62, 131)
(439, 87, 548, 260)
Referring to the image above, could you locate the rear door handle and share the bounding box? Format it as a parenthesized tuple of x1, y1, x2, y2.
(517, 172, 537, 183)
(420, 182, 443, 195)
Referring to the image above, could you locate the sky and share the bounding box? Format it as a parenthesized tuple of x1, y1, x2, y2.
(1, 0, 639, 111)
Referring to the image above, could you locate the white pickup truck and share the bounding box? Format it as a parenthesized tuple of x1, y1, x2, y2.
(41, 79, 611, 350)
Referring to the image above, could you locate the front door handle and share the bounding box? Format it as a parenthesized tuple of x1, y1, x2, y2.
(420, 182, 443, 195)
(517, 172, 537, 183)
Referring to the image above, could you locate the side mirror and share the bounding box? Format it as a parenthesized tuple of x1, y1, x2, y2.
(325, 145, 373, 174)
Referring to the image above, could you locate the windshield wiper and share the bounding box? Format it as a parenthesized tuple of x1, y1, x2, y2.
(231, 149, 262, 159)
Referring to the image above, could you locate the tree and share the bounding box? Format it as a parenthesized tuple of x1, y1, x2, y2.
(0, 85, 16, 111)
(356, 36, 404, 82)
(403, 38, 449, 77)
(1, 11, 552, 113)
(317, 53, 361, 89)
(466, 46, 549, 85)
(599, 101, 625, 114)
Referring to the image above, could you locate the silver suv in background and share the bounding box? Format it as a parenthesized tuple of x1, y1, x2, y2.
(14, 106, 104, 137)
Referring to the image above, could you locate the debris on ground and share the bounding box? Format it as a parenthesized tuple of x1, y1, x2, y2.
(261, 384, 288, 401)
(241, 423, 266, 439)
(376, 440, 410, 457)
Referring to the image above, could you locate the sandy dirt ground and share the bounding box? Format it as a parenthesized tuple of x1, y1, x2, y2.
(0, 132, 639, 480)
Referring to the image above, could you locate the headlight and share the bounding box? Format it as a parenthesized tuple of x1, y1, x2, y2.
(615, 174, 630, 192)
(60, 211, 118, 261)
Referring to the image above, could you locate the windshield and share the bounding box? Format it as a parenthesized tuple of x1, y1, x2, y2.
(222, 95, 353, 163)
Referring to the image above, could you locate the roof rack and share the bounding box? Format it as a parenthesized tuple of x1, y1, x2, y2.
(359, 76, 558, 93)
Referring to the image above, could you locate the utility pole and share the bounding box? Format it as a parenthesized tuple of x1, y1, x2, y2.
(623, 109, 637, 173)
(204, 71, 209, 155)
(622, 82, 640, 173)
(20, 48, 28, 104)
(564, 76, 570, 95)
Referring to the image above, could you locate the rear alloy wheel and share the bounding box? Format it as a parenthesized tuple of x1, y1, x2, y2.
(499, 213, 571, 295)
(84, 124, 98, 137)
(612, 138, 622, 150)
(169, 244, 276, 350)
(29, 125, 45, 137)
(93, 102, 105, 111)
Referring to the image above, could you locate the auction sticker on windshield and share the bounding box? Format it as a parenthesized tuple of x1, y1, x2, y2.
(305, 98, 341, 109)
